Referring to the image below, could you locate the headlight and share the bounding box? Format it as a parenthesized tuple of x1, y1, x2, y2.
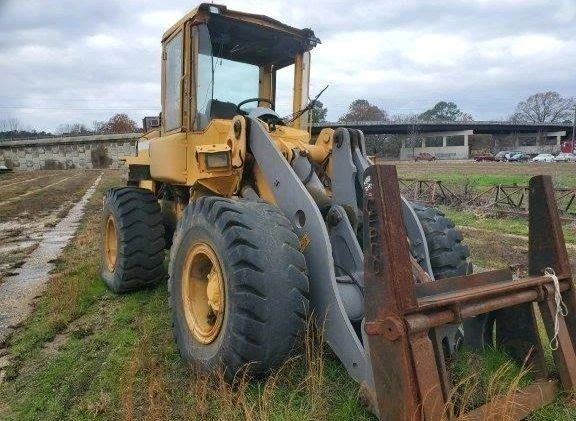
(205, 151, 230, 169)
(196, 144, 232, 172)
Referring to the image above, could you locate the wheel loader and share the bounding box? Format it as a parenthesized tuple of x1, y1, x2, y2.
(101, 4, 576, 419)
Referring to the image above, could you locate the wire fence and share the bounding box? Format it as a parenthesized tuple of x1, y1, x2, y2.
(399, 178, 576, 220)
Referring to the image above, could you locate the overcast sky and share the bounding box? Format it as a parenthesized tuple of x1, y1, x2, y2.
(0, 0, 575, 132)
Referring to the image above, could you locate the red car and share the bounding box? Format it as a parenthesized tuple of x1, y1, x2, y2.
(474, 153, 496, 162)
(413, 152, 436, 161)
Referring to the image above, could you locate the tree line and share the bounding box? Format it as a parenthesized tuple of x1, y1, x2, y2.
(1, 91, 573, 142)
(311, 90, 574, 125)
(0, 113, 140, 141)
(306, 91, 574, 158)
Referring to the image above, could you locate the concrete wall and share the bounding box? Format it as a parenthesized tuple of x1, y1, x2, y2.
(398, 130, 566, 160)
(0, 133, 141, 170)
(400, 145, 469, 160)
(400, 130, 472, 160)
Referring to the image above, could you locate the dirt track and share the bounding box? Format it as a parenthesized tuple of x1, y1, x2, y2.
(0, 174, 102, 343)
(0, 170, 102, 282)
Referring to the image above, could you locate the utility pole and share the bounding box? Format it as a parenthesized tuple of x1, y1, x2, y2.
(572, 105, 576, 154)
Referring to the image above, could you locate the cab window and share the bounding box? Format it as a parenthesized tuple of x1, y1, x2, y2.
(164, 31, 183, 131)
(195, 24, 259, 130)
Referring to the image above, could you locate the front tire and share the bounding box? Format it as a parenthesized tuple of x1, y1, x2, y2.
(169, 197, 309, 380)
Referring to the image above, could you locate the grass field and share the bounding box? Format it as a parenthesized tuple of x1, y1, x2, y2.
(391, 160, 576, 188)
(0, 165, 575, 420)
(0, 173, 371, 420)
(392, 160, 576, 274)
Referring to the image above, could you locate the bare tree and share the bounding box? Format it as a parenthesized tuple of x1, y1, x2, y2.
(56, 123, 90, 136)
(392, 114, 422, 158)
(0, 118, 20, 131)
(510, 91, 575, 123)
(406, 121, 422, 158)
(0, 117, 22, 140)
(7, 117, 20, 132)
(92, 120, 106, 133)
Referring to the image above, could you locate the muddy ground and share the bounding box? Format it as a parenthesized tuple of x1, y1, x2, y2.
(0, 170, 102, 282)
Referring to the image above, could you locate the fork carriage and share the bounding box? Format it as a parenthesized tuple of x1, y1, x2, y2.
(364, 164, 576, 420)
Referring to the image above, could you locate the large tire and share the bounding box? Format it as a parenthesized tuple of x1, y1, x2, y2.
(411, 204, 472, 355)
(169, 197, 309, 380)
(411, 203, 471, 279)
(100, 187, 166, 293)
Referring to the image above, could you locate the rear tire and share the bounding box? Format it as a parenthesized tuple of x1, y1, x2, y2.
(100, 187, 166, 293)
(411, 203, 471, 279)
(411, 203, 472, 354)
(169, 197, 309, 380)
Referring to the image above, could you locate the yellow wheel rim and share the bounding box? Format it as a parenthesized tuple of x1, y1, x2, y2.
(182, 242, 225, 344)
(105, 215, 118, 272)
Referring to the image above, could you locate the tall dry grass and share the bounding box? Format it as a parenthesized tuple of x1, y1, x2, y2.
(444, 355, 531, 420)
(120, 317, 330, 421)
(120, 328, 171, 421)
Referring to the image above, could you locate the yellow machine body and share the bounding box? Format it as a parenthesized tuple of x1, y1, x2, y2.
(126, 3, 333, 206)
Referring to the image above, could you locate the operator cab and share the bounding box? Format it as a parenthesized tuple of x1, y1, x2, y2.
(161, 3, 320, 134)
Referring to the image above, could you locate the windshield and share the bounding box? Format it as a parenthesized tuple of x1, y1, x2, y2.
(196, 24, 259, 130)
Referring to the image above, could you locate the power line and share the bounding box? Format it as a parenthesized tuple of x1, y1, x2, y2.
(0, 105, 160, 111)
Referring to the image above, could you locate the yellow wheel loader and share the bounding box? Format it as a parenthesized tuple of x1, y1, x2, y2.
(100, 4, 576, 419)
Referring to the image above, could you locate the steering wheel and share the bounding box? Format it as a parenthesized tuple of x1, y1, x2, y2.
(236, 98, 275, 115)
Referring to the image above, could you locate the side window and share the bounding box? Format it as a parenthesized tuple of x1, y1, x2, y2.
(164, 31, 183, 131)
(196, 25, 213, 130)
(275, 64, 294, 117)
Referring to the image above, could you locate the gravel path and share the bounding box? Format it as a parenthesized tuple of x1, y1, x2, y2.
(0, 174, 102, 343)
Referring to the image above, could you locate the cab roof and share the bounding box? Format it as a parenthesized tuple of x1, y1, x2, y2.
(162, 3, 320, 68)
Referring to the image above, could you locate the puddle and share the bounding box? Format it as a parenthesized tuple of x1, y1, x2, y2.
(0, 174, 102, 343)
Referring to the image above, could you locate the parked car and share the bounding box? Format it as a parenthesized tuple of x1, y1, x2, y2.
(494, 151, 509, 161)
(504, 151, 523, 161)
(554, 152, 576, 162)
(507, 152, 531, 162)
(532, 153, 555, 162)
(414, 152, 436, 161)
(474, 153, 496, 162)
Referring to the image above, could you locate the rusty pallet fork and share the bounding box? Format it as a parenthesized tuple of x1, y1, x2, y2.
(363, 164, 576, 420)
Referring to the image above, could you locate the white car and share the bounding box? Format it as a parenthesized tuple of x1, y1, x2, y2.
(532, 153, 555, 162)
(554, 153, 576, 162)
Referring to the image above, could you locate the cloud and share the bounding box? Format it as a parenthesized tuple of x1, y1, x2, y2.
(85, 34, 123, 49)
(0, 0, 574, 131)
(140, 9, 186, 28)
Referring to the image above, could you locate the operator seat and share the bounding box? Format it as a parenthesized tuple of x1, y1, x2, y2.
(197, 99, 238, 130)
(207, 99, 237, 120)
